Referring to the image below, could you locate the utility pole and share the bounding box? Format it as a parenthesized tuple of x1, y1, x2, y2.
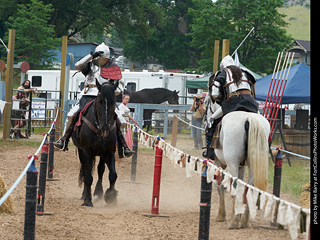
(3, 29, 15, 140)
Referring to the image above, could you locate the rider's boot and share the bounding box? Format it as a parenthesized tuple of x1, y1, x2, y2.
(202, 126, 215, 160)
(116, 118, 135, 158)
(54, 112, 79, 151)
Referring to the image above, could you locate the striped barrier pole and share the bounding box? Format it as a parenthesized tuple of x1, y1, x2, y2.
(24, 156, 38, 240)
(131, 126, 139, 182)
(36, 135, 53, 215)
(273, 150, 283, 198)
(198, 162, 212, 240)
(151, 142, 163, 215)
(47, 124, 55, 180)
(143, 138, 168, 218)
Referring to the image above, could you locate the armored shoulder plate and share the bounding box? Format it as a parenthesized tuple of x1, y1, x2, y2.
(100, 62, 122, 80)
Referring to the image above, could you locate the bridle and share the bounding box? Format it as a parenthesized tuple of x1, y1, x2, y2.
(82, 82, 116, 141)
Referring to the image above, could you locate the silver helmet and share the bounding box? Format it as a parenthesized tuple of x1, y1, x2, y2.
(220, 55, 235, 70)
(94, 43, 110, 66)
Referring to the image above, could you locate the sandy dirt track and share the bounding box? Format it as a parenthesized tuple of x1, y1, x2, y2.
(0, 140, 304, 240)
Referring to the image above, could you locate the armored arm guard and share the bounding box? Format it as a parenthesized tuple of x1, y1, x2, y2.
(75, 53, 93, 71)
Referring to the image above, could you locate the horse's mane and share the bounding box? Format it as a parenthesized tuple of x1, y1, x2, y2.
(99, 84, 115, 107)
(139, 88, 173, 94)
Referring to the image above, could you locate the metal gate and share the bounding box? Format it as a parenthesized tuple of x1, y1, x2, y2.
(10, 89, 60, 139)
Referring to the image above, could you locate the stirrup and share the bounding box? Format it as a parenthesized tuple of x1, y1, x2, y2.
(118, 147, 135, 158)
(53, 139, 67, 151)
(202, 148, 215, 160)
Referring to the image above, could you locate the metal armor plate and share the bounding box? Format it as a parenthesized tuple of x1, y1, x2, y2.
(100, 64, 122, 80)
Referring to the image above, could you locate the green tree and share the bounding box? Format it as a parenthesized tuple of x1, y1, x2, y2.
(189, 0, 293, 74)
(123, 0, 200, 70)
(2, 0, 60, 69)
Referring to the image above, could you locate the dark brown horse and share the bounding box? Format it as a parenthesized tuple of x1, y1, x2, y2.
(72, 80, 118, 207)
(116, 88, 179, 131)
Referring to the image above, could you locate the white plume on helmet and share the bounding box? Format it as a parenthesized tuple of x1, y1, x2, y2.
(220, 55, 235, 69)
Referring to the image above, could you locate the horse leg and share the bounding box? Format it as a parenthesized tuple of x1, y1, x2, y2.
(94, 157, 105, 198)
(216, 183, 226, 222)
(240, 166, 253, 228)
(78, 149, 86, 200)
(237, 166, 250, 228)
(228, 165, 241, 229)
(104, 153, 118, 204)
(82, 151, 94, 207)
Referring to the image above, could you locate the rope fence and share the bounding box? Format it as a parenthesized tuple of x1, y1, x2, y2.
(126, 121, 311, 240)
(0, 108, 311, 240)
(1, 108, 61, 239)
(0, 108, 61, 207)
(139, 114, 310, 160)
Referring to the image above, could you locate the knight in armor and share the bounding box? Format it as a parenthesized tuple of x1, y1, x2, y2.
(202, 55, 258, 159)
(53, 43, 135, 158)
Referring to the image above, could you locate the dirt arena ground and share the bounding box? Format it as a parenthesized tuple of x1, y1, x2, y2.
(0, 135, 305, 239)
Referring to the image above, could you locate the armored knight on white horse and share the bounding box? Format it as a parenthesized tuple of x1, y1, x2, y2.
(54, 43, 134, 158)
(203, 55, 270, 228)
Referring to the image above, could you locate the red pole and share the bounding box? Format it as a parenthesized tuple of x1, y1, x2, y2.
(151, 142, 163, 215)
(269, 80, 288, 137)
(263, 52, 282, 117)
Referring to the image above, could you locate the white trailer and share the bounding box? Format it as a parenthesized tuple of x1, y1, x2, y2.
(26, 69, 203, 104)
(26, 70, 85, 100)
(121, 70, 203, 104)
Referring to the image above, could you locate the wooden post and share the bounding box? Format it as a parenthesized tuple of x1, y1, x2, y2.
(2, 29, 15, 140)
(213, 40, 220, 73)
(171, 116, 178, 147)
(222, 39, 230, 59)
(59, 36, 68, 128)
(54, 107, 61, 143)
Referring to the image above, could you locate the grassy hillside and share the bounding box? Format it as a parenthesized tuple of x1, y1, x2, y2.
(278, 5, 310, 40)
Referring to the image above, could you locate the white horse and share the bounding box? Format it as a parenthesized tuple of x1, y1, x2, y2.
(206, 72, 270, 229)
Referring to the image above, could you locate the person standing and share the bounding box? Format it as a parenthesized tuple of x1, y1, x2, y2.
(12, 80, 36, 139)
(118, 94, 138, 127)
(118, 94, 138, 150)
(190, 94, 205, 149)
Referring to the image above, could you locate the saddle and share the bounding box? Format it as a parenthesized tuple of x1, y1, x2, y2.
(75, 100, 95, 129)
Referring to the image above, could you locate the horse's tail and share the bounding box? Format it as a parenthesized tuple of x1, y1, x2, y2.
(246, 115, 269, 191)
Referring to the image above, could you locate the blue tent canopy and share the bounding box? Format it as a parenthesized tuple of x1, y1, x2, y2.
(255, 63, 310, 104)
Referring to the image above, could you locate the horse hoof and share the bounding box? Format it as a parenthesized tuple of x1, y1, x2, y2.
(81, 200, 93, 207)
(216, 216, 226, 222)
(240, 222, 251, 228)
(93, 190, 104, 199)
(228, 222, 240, 229)
(104, 189, 118, 204)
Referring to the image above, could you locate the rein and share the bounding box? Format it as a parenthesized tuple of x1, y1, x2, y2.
(82, 100, 116, 141)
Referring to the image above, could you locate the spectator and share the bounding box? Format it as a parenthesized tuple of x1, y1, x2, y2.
(190, 94, 205, 149)
(118, 94, 138, 127)
(11, 80, 36, 139)
(118, 94, 138, 150)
